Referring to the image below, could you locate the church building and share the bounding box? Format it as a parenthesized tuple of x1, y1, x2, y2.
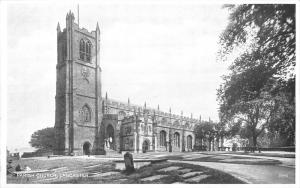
(54, 11, 198, 156)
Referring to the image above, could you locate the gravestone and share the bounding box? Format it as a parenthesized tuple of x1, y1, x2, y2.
(124, 152, 134, 173)
(15, 164, 21, 171)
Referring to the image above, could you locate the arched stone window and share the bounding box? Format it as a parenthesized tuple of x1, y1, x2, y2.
(174, 132, 180, 147)
(187, 135, 193, 149)
(81, 105, 91, 122)
(159, 130, 166, 146)
(79, 39, 85, 60)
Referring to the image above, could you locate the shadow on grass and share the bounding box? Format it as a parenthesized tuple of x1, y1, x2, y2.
(50, 161, 245, 184)
(157, 154, 281, 165)
(120, 161, 245, 184)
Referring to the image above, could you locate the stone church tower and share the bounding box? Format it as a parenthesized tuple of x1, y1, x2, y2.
(54, 11, 103, 155)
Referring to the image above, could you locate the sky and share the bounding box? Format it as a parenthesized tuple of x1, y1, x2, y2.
(4, 1, 231, 151)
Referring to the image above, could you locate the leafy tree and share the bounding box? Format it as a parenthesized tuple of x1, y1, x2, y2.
(29, 127, 55, 150)
(218, 4, 295, 147)
(194, 121, 226, 150)
(194, 121, 214, 145)
(219, 4, 295, 77)
(267, 78, 295, 146)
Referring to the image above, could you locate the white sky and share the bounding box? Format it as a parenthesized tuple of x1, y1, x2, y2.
(4, 1, 231, 151)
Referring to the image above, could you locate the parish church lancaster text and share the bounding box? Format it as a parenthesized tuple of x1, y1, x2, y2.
(54, 11, 198, 156)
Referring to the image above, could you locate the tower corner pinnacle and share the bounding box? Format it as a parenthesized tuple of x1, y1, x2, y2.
(57, 22, 61, 32)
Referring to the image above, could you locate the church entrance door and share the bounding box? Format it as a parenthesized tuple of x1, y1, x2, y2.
(83, 142, 91, 155)
(106, 124, 115, 150)
(142, 140, 149, 153)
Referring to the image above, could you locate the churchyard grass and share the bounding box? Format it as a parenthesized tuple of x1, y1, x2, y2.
(7, 157, 245, 184)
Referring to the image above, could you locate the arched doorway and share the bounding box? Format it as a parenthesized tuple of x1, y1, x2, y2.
(142, 139, 150, 153)
(106, 124, 115, 150)
(187, 135, 193, 151)
(83, 142, 91, 155)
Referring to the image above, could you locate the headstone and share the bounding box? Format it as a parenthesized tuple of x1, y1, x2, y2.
(124, 152, 134, 173)
(15, 164, 21, 171)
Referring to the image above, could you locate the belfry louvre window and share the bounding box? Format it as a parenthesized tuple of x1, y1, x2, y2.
(86, 41, 91, 61)
(80, 39, 85, 60)
(160, 130, 166, 146)
(79, 39, 92, 62)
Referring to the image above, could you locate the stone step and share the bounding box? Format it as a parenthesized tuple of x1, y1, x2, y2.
(181, 171, 203, 178)
(158, 166, 182, 172)
(178, 168, 192, 173)
(140, 175, 168, 182)
(184, 174, 211, 183)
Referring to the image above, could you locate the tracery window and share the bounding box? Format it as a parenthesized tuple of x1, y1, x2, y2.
(187, 135, 193, 149)
(81, 105, 91, 122)
(174, 132, 180, 147)
(159, 130, 166, 146)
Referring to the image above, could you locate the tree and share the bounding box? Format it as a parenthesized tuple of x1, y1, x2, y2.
(218, 4, 295, 147)
(267, 78, 295, 146)
(194, 121, 225, 150)
(219, 4, 295, 77)
(194, 121, 213, 146)
(29, 127, 55, 150)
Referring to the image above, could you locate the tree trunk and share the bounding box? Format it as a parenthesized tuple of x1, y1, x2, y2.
(221, 136, 224, 147)
(212, 137, 215, 151)
(252, 135, 257, 147)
